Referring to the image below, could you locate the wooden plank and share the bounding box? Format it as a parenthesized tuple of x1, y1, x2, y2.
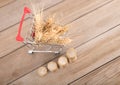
(70, 57, 120, 85)
(10, 19, 120, 85)
(0, 0, 112, 58)
(43, 0, 113, 25)
(0, 46, 57, 85)
(0, 20, 30, 58)
(0, 0, 113, 32)
(0, 0, 63, 32)
(0, 0, 14, 8)
(0, 0, 116, 84)
(0, 0, 63, 58)
(8, 0, 120, 84)
(0, 0, 117, 84)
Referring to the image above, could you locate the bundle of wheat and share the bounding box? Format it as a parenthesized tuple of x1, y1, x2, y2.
(32, 14, 72, 45)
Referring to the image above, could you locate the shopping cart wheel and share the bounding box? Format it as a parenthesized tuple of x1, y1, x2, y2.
(28, 50, 34, 54)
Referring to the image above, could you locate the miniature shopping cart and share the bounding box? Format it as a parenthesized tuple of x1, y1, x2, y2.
(16, 7, 63, 54)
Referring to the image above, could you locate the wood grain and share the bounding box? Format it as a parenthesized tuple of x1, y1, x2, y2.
(0, 0, 14, 8)
(0, 0, 112, 58)
(0, 20, 31, 58)
(0, 0, 116, 84)
(0, 0, 63, 58)
(0, 0, 63, 32)
(70, 57, 120, 85)
(0, 0, 113, 32)
(10, 19, 120, 85)
(43, 0, 113, 25)
(0, 46, 57, 85)
(7, 0, 120, 84)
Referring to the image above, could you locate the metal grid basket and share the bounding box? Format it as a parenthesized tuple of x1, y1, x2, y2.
(16, 7, 64, 54)
(24, 28, 64, 54)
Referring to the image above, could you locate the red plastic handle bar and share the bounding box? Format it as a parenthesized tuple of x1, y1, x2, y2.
(16, 7, 31, 42)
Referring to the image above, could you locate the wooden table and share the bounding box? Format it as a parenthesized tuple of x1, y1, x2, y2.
(0, 0, 120, 85)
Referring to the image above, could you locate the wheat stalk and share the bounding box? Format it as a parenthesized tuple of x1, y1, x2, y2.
(29, 0, 71, 45)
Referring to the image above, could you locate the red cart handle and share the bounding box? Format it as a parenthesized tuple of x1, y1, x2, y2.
(16, 7, 31, 42)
